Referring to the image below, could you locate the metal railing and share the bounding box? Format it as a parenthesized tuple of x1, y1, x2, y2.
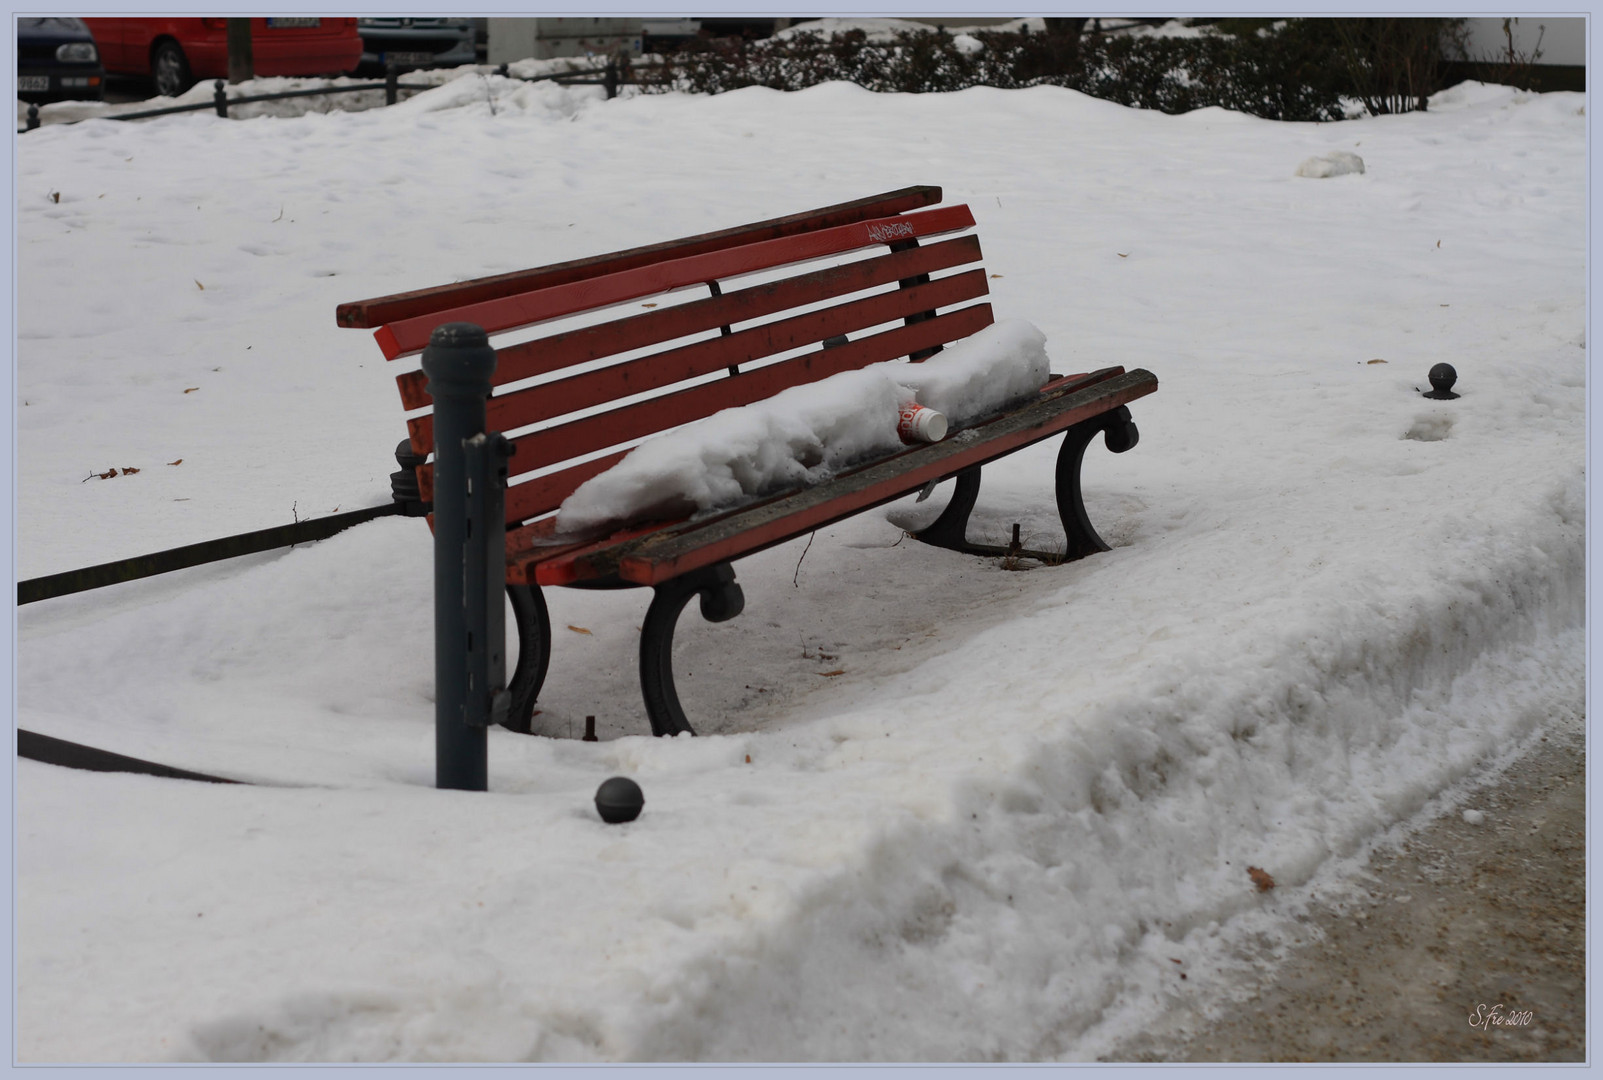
(19, 53, 647, 134)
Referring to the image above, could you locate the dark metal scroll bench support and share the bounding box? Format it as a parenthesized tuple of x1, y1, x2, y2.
(913, 405, 1140, 562)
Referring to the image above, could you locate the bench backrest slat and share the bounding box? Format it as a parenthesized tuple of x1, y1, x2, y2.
(403, 268, 991, 454)
(412, 303, 995, 524)
(374, 204, 976, 359)
(363, 190, 996, 528)
(498, 303, 993, 520)
(336, 185, 942, 331)
(393, 235, 984, 411)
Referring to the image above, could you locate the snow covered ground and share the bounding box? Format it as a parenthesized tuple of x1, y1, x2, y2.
(13, 71, 1586, 1062)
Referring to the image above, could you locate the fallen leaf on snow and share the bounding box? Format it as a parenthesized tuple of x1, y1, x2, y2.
(183, 387, 199, 393)
(817, 669, 845, 677)
(567, 625, 592, 635)
(167, 458, 183, 466)
(1247, 866, 1276, 892)
(1367, 358, 1387, 364)
(195, 280, 205, 290)
(120, 467, 140, 475)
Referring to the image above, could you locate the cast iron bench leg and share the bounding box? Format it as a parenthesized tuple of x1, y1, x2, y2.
(911, 406, 1141, 562)
(1056, 406, 1140, 560)
(911, 466, 983, 551)
(501, 582, 551, 734)
(639, 562, 745, 737)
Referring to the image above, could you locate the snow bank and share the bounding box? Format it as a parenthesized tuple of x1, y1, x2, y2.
(1295, 150, 1366, 178)
(553, 319, 1048, 534)
(12, 68, 1584, 1063)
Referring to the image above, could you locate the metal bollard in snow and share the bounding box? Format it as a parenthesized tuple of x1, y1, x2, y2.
(213, 79, 228, 118)
(26, 103, 39, 131)
(595, 777, 644, 823)
(421, 322, 512, 790)
(385, 62, 398, 106)
(1422, 362, 1460, 400)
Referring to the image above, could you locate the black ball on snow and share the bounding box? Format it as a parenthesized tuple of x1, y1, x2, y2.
(595, 776, 644, 824)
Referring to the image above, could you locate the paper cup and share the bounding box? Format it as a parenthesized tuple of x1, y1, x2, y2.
(898, 403, 948, 444)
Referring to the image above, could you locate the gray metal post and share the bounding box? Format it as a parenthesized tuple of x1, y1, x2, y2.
(385, 62, 398, 106)
(462, 430, 513, 733)
(26, 103, 39, 131)
(420, 322, 499, 791)
(213, 80, 228, 118)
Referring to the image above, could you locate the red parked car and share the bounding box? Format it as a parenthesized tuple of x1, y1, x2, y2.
(82, 17, 362, 97)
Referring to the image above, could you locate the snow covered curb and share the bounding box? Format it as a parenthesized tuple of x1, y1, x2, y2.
(624, 485, 1583, 1060)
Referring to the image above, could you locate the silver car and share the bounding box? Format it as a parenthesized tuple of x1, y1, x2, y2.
(356, 17, 476, 73)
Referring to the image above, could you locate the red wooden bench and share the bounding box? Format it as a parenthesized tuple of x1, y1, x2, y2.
(337, 186, 1157, 737)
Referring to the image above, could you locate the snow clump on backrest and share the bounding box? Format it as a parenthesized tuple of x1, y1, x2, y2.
(552, 318, 1051, 536)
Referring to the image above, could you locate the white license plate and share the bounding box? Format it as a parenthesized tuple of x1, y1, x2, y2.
(384, 52, 434, 65)
(267, 17, 320, 28)
(18, 75, 50, 91)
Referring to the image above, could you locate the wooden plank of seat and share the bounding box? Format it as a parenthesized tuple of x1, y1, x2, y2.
(499, 371, 1132, 584)
(374, 204, 977, 360)
(336, 185, 943, 330)
(527, 367, 1159, 587)
(393, 235, 985, 410)
(404, 269, 991, 453)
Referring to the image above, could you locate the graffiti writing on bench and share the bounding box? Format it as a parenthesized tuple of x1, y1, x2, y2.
(866, 220, 916, 243)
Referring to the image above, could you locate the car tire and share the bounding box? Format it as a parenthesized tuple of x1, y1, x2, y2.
(152, 39, 192, 97)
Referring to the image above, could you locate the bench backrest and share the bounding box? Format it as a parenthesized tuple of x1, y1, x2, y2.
(337, 186, 994, 528)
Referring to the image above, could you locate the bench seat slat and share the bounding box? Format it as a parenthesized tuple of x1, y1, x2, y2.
(405, 269, 991, 454)
(375, 204, 977, 360)
(392, 235, 984, 410)
(525, 368, 1158, 587)
(500, 369, 1126, 581)
(336, 185, 943, 330)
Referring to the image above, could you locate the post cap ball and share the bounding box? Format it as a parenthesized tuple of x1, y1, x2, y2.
(595, 776, 644, 823)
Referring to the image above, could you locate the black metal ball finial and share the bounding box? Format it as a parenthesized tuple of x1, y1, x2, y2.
(595, 776, 644, 823)
(1422, 363, 1460, 400)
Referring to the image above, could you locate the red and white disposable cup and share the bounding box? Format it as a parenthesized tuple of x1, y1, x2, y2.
(897, 403, 948, 444)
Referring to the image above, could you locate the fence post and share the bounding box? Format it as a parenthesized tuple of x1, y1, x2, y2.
(604, 55, 618, 99)
(26, 103, 39, 131)
(213, 79, 228, 118)
(420, 322, 503, 791)
(385, 61, 398, 106)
